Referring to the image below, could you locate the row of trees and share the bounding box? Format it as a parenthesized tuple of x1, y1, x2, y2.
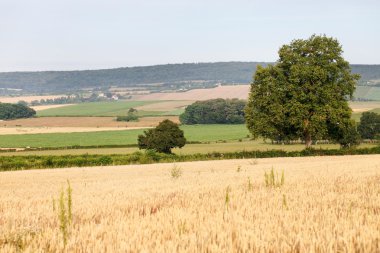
(137, 110, 379, 154)
(179, 98, 245, 124)
(0, 103, 36, 120)
(27, 93, 126, 106)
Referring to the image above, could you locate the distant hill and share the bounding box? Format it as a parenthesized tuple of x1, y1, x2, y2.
(0, 62, 379, 94)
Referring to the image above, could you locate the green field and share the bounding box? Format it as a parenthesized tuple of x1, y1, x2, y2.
(36, 101, 158, 117)
(0, 124, 249, 148)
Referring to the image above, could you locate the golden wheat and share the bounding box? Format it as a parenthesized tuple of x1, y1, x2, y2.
(1, 155, 380, 252)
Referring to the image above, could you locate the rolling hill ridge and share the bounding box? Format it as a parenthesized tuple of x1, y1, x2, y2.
(0, 62, 379, 94)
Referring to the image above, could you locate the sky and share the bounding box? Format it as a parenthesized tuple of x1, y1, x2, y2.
(0, 0, 379, 72)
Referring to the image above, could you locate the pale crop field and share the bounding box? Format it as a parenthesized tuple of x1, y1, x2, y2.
(1, 155, 380, 252)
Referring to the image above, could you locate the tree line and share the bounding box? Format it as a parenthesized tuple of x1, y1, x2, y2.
(0, 62, 379, 94)
(179, 98, 246, 124)
(0, 103, 36, 120)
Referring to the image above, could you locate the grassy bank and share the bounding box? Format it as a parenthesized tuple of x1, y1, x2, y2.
(1, 146, 379, 171)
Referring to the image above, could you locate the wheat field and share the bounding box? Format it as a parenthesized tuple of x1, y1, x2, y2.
(1, 155, 380, 252)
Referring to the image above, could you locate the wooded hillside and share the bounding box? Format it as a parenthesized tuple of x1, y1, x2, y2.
(0, 62, 378, 94)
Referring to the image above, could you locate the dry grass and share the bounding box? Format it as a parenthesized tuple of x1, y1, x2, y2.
(1, 116, 179, 128)
(134, 85, 251, 100)
(134, 100, 194, 111)
(0, 126, 147, 135)
(349, 101, 380, 112)
(1, 155, 380, 252)
(31, 104, 75, 111)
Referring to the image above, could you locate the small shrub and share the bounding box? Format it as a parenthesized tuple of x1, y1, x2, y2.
(98, 156, 113, 166)
(116, 114, 139, 122)
(145, 149, 161, 162)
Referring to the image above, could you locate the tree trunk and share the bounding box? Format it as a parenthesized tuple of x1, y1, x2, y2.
(304, 119, 312, 148)
(305, 132, 312, 148)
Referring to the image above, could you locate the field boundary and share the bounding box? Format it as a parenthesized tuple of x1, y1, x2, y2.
(1, 146, 379, 171)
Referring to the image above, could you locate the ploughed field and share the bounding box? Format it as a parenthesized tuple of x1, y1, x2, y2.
(1, 155, 380, 252)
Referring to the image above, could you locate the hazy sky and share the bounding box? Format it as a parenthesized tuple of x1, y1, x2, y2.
(0, 0, 379, 72)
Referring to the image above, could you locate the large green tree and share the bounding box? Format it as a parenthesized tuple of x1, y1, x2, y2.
(137, 119, 186, 153)
(245, 35, 360, 148)
(358, 112, 380, 139)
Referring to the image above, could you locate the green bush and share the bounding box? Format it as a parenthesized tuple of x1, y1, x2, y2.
(98, 156, 113, 166)
(0, 103, 36, 120)
(116, 114, 139, 122)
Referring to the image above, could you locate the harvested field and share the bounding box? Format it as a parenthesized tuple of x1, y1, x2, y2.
(0, 95, 65, 103)
(133, 85, 380, 104)
(0, 116, 179, 128)
(134, 85, 250, 100)
(1, 155, 380, 252)
(349, 101, 380, 112)
(0, 127, 145, 135)
(36, 101, 155, 117)
(31, 104, 75, 111)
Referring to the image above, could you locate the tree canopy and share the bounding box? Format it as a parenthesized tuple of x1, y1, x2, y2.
(137, 119, 186, 153)
(0, 103, 36, 120)
(245, 35, 360, 148)
(358, 112, 380, 139)
(180, 98, 246, 124)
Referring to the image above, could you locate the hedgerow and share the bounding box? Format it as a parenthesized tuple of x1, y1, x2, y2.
(1, 146, 379, 171)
